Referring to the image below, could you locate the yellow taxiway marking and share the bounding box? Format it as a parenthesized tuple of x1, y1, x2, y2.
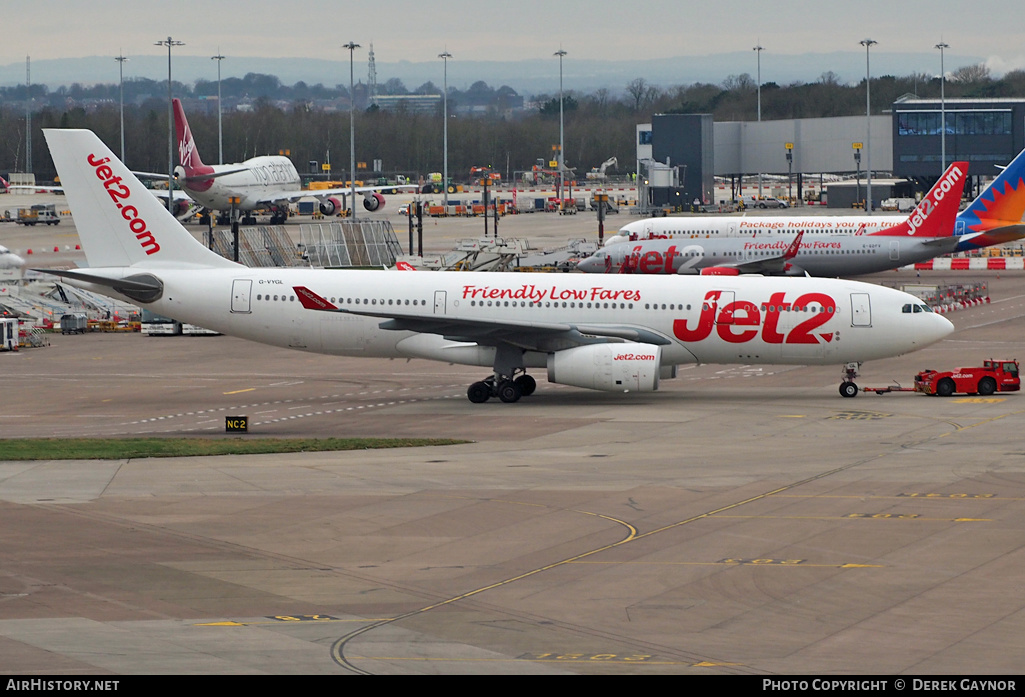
(223, 388, 256, 395)
(569, 560, 883, 568)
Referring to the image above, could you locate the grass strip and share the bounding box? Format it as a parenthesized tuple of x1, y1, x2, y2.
(0, 437, 468, 461)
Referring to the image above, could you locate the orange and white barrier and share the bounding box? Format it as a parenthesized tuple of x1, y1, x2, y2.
(912, 257, 1025, 271)
(932, 297, 991, 314)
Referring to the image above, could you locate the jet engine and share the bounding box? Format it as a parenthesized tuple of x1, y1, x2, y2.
(362, 192, 385, 211)
(547, 343, 662, 392)
(172, 200, 192, 218)
(319, 197, 344, 216)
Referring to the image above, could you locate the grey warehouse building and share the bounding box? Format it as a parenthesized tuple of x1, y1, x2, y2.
(638, 97, 1025, 208)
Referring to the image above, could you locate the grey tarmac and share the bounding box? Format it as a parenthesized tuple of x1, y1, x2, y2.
(2, 202, 1025, 674)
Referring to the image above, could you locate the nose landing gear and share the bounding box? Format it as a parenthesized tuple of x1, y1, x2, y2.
(839, 361, 862, 398)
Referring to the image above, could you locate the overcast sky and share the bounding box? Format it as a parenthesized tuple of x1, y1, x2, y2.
(4, 0, 1024, 75)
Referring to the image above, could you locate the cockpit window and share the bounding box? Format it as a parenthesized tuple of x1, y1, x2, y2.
(903, 303, 933, 314)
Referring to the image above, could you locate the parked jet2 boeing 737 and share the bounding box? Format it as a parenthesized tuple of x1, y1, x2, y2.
(609, 147, 1025, 253)
(580, 162, 969, 277)
(38, 129, 953, 401)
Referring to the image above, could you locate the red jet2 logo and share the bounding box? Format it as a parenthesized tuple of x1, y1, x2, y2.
(673, 291, 838, 344)
(88, 153, 160, 256)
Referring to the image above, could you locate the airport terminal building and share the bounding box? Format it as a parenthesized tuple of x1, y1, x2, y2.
(638, 97, 1025, 208)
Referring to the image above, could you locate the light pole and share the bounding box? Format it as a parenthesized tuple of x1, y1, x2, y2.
(115, 51, 128, 163)
(555, 48, 567, 213)
(439, 50, 452, 208)
(860, 38, 876, 215)
(212, 50, 225, 165)
(344, 41, 360, 221)
(936, 41, 949, 172)
(754, 44, 764, 199)
(155, 36, 184, 214)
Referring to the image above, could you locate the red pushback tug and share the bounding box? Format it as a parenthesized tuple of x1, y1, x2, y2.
(914, 359, 1020, 396)
(859, 359, 1020, 396)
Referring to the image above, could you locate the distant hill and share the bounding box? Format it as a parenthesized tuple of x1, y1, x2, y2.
(0, 50, 987, 96)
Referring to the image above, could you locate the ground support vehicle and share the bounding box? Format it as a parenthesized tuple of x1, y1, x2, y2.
(16, 204, 60, 226)
(60, 313, 89, 334)
(914, 360, 1019, 396)
(844, 359, 1019, 397)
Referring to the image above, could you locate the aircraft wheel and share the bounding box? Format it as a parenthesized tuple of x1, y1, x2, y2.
(514, 374, 537, 397)
(936, 378, 955, 397)
(839, 382, 859, 398)
(467, 382, 491, 404)
(497, 380, 522, 403)
(977, 377, 997, 396)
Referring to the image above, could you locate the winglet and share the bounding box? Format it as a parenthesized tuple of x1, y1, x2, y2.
(395, 261, 417, 271)
(783, 230, 804, 259)
(294, 286, 338, 311)
(872, 161, 968, 238)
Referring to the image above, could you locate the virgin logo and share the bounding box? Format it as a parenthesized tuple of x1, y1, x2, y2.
(673, 291, 838, 344)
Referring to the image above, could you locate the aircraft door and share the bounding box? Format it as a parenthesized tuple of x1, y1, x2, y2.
(889, 241, 900, 261)
(231, 279, 252, 313)
(851, 292, 872, 327)
(434, 290, 447, 314)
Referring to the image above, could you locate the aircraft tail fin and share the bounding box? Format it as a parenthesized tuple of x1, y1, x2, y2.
(42, 129, 239, 269)
(872, 161, 968, 238)
(960, 147, 1025, 230)
(173, 98, 210, 175)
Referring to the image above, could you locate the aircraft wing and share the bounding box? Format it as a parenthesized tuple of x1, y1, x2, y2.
(711, 231, 804, 275)
(293, 285, 671, 351)
(256, 184, 418, 207)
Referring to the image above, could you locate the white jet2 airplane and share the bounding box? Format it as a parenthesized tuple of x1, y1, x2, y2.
(579, 162, 969, 277)
(165, 98, 415, 224)
(39, 129, 954, 401)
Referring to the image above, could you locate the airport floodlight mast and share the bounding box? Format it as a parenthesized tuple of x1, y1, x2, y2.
(936, 40, 949, 172)
(555, 48, 567, 212)
(440, 50, 452, 208)
(25, 56, 31, 175)
(344, 41, 361, 221)
(754, 43, 764, 199)
(155, 36, 184, 214)
(860, 38, 876, 215)
(212, 50, 225, 165)
(115, 52, 128, 163)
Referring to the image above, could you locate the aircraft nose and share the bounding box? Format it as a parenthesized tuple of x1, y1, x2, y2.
(577, 255, 601, 272)
(919, 311, 955, 348)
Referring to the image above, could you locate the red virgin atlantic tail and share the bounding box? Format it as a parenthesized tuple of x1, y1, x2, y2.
(173, 99, 215, 185)
(872, 161, 968, 238)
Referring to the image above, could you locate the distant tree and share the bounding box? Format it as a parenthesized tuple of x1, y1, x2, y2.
(951, 63, 991, 85)
(722, 73, 756, 91)
(625, 78, 650, 112)
(383, 78, 408, 95)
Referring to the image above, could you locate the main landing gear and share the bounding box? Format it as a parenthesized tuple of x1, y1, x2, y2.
(466, 344, 535, 404)
(839, 361, 861, 398)
(467, 372, 537, 404)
